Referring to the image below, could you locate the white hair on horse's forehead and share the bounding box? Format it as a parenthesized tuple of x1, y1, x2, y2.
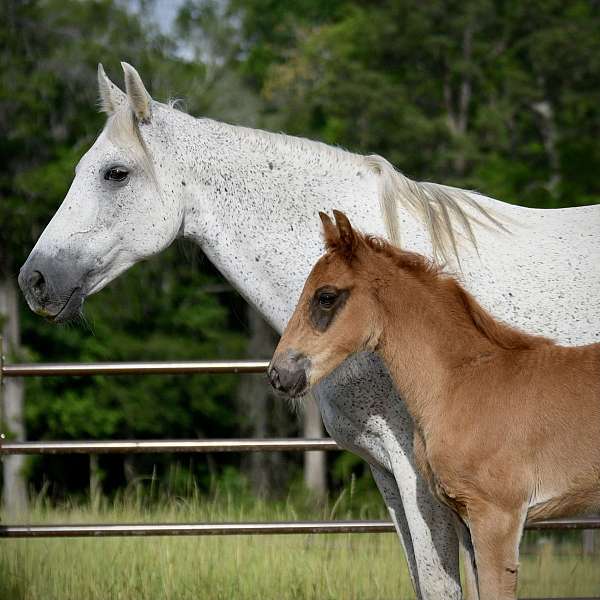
(103, 104, 157, 184)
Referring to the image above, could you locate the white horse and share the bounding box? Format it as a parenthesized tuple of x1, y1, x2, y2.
(19, 63, 600, 600)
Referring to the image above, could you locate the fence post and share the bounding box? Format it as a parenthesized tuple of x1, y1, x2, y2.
(0, 279, 29, 516)
(583, 529, 596, 555)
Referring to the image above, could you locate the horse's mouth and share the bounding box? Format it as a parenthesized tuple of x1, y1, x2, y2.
(42, 287, 85, 323)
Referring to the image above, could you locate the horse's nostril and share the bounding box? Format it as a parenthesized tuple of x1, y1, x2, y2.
(30, 271, 46, 298)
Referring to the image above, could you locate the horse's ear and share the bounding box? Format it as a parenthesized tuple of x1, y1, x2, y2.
(97, 64, 126, 115)
(319, 212, 339, 249)
(121, 62, 153, 124)
(333, 210, 359, 256)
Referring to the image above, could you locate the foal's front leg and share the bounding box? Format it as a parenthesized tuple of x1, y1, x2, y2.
(467, 503, 527, 600)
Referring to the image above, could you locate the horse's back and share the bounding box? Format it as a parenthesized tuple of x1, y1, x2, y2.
(458, 199, 600, 346)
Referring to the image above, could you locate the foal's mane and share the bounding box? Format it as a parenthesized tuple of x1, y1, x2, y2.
(345, 231, 552, 352)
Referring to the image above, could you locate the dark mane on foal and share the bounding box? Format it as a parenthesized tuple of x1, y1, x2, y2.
(357, 233, 553, 351)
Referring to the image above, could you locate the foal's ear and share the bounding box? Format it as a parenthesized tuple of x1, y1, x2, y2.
(97, 64, 126, 115)
(333, 210, 359, 256)
(121, 62, 153, 124)
(319, 212, 339, 249)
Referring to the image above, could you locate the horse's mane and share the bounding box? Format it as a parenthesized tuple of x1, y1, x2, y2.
(365, 155, 508, 262)
(360, 234, 552, 351)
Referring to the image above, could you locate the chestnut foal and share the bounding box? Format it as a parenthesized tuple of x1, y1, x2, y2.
(269, 210, 600, 600)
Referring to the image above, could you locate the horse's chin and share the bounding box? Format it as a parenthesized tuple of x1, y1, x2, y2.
(42, 288, 86, 323)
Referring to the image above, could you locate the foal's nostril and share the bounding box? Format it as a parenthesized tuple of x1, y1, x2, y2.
(267, 366, 282, 390)
(268, 363, 307, 396)
(30, 271, 47, 298)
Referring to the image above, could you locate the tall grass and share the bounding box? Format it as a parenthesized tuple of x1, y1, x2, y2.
(1, 482, 598, 599)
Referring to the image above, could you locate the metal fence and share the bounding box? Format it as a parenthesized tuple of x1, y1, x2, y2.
(1, 350, 599, 598)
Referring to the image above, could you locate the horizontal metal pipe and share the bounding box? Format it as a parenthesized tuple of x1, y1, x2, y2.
(0, 520, 393, 538)
(0, 438, 341, 454)
(0, 517, 598, 538)
(1, 360, 270, 377)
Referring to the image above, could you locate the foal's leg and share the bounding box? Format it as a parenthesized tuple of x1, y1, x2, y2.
(467, 504, 526, 600)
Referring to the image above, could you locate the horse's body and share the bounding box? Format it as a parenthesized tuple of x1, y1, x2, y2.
(18, 63, 600, 600)
(270, 210, 600, 600)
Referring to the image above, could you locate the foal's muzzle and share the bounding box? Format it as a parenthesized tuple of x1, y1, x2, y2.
(268, 351, 311, 398)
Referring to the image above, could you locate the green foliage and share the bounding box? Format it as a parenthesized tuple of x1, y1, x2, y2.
(232, 0, 600, 208)
(2, 0, 599, 501)
(0, 0, 248, 496)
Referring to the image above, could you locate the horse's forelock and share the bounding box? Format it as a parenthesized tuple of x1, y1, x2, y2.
(102, 105, 158, 186)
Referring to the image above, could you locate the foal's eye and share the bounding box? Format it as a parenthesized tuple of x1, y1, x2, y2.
(104, 167, 129, 182)
(318, 291, 337, 309)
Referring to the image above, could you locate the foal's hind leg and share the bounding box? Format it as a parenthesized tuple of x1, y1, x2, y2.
(467, 503, 527, 600)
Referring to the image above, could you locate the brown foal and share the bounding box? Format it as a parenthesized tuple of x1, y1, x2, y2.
(268, 210, 600, 600)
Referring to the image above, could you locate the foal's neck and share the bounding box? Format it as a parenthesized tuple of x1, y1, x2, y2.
(375, 272, 498, 424)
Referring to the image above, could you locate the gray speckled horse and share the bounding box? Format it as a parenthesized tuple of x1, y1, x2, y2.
(19, 63, 600, 600)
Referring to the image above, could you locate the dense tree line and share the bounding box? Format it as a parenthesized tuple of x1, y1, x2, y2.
(1, 0, 598, 502)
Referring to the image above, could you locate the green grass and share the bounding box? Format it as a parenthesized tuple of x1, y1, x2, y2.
(1, 488, 599, 600)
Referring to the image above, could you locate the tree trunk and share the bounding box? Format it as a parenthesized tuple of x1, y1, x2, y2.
(239, 307, 291, 496)
(531, 97, 561, 199)
(0, 277, 28, 516)
(238, 306, 327, 498)
(303, 394, 327, 498)
(443, 22, 473, 177)
(583, 528, 596, 556)
(89, 454, 102, 510)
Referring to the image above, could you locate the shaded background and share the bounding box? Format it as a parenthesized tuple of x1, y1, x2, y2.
(1, 0, 599, 512)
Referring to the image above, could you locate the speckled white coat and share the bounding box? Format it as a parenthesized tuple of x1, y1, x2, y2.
(22, 65, 600, 600)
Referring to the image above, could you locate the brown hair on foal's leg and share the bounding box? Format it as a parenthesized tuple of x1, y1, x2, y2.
(269, 210, 600, 600)
(467, 504, 526, 600)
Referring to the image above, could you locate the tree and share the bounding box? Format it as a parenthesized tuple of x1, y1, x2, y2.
(0, 0, 247, 500)
(231, 0, 600, 208)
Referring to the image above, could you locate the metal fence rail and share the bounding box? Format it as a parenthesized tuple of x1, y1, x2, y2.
(1, 355, 599, 600)
(1, 517, 599, 539)
(0, 360, 270, 377)
(0, 438, 340, 454)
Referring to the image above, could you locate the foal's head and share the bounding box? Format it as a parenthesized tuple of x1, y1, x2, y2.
(268, 210, 410, 397)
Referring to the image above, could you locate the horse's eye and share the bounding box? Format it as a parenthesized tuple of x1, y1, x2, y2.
(318, 292, 337, 309)
(104, 167, 129, 182)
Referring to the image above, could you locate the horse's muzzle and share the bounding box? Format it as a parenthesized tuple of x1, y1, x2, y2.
(18, 252, 86, 322)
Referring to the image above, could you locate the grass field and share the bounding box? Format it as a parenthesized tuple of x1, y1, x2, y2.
(1, 488, 599, 600)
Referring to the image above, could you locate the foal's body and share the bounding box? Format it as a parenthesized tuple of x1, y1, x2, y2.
(271, 211, 600, 600)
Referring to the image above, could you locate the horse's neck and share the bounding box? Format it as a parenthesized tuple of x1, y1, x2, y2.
(168, 113, 409, 332)
(155, 108, 600, 345)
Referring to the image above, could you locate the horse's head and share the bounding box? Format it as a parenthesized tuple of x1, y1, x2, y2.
(19, 63, 184, 321)
(268, 211, 384, 398)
